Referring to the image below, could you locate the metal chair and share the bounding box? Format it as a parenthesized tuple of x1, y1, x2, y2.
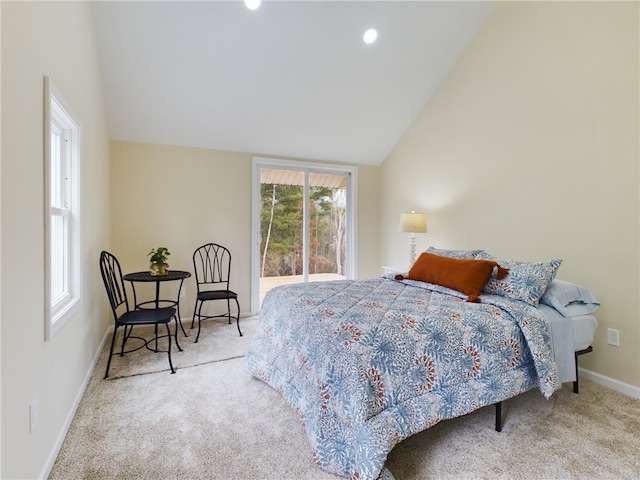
(191, 243, 242, 343)
(100, 251, 177, 378)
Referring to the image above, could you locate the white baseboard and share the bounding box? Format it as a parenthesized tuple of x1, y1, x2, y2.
(578, 367, 640, 399)
(40, 327, 111, 480)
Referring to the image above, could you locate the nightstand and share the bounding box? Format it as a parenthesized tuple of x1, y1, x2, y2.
(382, 266, 406, 275)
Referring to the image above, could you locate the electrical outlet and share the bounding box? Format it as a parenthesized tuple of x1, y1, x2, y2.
(607, 328, 620, 347)
(29, 399, 38, 433)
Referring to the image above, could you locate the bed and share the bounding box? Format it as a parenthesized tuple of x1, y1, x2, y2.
(537, 279, 600, 391)
(244, 249, 599, 480)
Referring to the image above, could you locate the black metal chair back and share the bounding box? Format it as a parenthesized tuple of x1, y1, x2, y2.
(191, 243, 242, 342)
(193, 243, 232, 290)
(100, 250, 130, 321)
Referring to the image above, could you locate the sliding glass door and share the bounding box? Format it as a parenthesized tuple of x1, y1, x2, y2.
(251, 158, 357, 312)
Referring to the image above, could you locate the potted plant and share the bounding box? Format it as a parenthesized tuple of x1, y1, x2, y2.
(148, 247, 170, 276)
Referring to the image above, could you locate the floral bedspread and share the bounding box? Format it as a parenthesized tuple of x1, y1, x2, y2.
(244, 277, 560, 480)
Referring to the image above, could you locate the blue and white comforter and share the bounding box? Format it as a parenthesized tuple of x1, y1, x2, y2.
(244, 277, 560, 480)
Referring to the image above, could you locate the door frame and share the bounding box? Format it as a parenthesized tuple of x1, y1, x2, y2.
(251, 157, 358, 314)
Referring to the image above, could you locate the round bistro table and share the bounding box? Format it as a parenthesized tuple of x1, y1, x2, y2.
(123, 270, 192, 347)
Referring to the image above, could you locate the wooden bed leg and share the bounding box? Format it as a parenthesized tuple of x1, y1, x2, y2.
(495, 402, 502, 432)
(573, 346, 594, 394)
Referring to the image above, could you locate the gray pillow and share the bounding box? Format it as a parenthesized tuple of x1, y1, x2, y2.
(540, 279, 600, 317)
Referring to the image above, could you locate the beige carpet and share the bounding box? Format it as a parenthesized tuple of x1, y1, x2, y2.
(97, 316, 250, 379)
(50, 317, 640, 480)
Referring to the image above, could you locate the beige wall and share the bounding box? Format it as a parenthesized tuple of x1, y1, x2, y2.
(1, 2, 111, 478)
(110, 141, 381, 318)
(110, 142, 253, 317)
(381, 2, 639, 389)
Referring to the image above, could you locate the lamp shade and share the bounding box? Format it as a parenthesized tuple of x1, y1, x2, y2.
(399, 212, 427, 233)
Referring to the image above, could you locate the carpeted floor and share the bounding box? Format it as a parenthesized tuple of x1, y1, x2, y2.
(49, 316, 640, 480)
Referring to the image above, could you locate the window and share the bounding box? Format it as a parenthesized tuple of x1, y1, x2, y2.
(251, 157, 357, 313)
(44, 77, 81, 339)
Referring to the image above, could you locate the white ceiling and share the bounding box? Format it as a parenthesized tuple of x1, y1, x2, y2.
(92, 1, 496, 165)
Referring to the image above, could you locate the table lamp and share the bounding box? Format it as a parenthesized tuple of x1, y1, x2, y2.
(399, 211, 427, 268)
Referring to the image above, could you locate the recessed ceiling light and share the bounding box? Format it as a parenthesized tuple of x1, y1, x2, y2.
(244, 0, 261, 10)
(363, 28, 378, 44)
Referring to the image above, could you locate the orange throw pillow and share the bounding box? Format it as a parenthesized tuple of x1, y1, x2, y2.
(397, 252, 509, 303)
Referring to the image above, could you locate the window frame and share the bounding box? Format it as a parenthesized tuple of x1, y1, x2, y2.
(44, 77, 82, 339)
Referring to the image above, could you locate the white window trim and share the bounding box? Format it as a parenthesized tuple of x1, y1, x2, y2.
(251, 157, 358, 315)
(44, 77, 82, 340)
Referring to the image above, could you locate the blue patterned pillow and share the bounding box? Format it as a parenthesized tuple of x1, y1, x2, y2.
(426, 247, 488, 260)
(483, 258, 562, 305)
(474, 250, 495, 260)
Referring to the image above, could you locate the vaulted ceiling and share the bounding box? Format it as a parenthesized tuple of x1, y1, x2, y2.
(91, 1, 495, 165)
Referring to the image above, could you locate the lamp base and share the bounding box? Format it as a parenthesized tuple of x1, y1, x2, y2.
(408, 234, 417, 269)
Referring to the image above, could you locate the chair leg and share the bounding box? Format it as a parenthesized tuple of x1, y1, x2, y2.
(164, 323, 175, 374)
(153, 324, 159, 352)
(176, 305, 188, 338)
(119, 324, 130, 356)
(227, 298, 232, 324)
(173, 315, 183, 352)
(234, 298, 242, 337)
(104, 326, 119, 379)
(190, 298, 199, 329)
(195, 301, 204, 343)
(175, 281, 188, 338)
